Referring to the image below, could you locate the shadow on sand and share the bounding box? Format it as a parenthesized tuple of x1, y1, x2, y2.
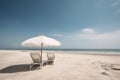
(0, 64, 40, 73)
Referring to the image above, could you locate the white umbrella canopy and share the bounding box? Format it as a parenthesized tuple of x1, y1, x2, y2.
(22, 35, 61, 47)
(21, 35, 61, 64)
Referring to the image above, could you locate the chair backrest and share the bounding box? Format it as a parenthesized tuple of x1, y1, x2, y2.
(30, 52, 41, 63)
(47, 53, 55, 60)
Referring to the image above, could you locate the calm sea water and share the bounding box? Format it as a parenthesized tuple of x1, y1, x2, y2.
(3, 48, 120, 54)
(44, 49, 120, 54)
(45, 49, 120, 52)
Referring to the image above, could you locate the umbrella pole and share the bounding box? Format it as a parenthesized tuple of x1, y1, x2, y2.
(40, 43, 43, 66)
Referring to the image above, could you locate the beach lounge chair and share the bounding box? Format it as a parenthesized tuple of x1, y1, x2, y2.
(47, 53, 55, 65)
(29, 52, 42, 70)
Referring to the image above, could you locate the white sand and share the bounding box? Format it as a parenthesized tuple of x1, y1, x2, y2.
(0, 50, 120, 80)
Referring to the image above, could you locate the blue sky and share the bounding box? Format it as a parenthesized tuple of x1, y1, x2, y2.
(0, 0, 120, 49)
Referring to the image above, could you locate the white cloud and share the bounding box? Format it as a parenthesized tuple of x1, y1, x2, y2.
(62, 28, 120, 48)
(81, 28, 95, 34)
(52, 33, 63, 37)
(74, 28, 120, 48)
(77, 29, 120, 41)
(53, 28, 120, 48)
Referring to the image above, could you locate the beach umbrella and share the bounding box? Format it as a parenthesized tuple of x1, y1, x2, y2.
(21, 35, 61, 63)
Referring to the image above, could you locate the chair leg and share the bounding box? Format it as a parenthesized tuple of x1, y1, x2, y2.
(52, 61, 54, 65)
(29, 63, 32, 70)
(39, 63, 42, 69)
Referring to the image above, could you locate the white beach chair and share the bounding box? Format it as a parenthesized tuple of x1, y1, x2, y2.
(29, 52, 42, 70)
(47, 53, 55, 65)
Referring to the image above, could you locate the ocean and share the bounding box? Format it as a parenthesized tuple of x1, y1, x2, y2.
(44, 49, 120, 55)
(1, 49, 120, 55)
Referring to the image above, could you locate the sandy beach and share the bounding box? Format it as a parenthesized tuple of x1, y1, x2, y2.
(0, 50, 120, 80)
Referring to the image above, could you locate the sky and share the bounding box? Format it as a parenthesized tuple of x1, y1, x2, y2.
(0, 0, 120, 49)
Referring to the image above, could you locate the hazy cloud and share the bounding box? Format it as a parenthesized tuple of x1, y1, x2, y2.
(77, 28, 120, 41)
(52, 33, 63, 37)
(112, 0, 120, 14)
(61, 28, 120, 48)
(112, 1, 120, 6)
